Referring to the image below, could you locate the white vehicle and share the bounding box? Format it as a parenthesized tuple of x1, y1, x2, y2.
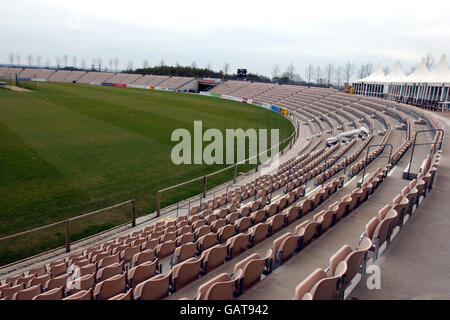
(326, 127, 370, 146)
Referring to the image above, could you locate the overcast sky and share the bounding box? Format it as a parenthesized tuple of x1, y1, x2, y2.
(1, 0, 449, 81)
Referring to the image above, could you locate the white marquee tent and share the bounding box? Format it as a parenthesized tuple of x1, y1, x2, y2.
(353, 54, 450, 111)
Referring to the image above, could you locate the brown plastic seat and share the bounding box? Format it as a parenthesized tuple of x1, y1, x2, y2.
(66, 273, 95, 295)
(12, 284, 42, 300)
(171, 242, 197, 267)
(1, 283, 25, 300)
(200, 244, 228, 274)
(33, 287, 64, 300)
(121, 245, 141, 269)
(226, 233, 250, 259)
(196, 232, 218, 254)
(49, 262, 67, 278)
(226, 211, 240, 225)
(133, 273, 170, 300)
(248, 223, 270, 246)
(251, 209, 267, 225)
(142, 239, 159, 251)
(233, 253, 269, 295)
(98, 253, 120, 269)
(211, 219, 227, 233)
(299, 199, 313, 217)
(27, 273, 51, 289)
(271, 232, 300, 267)
(296, 220, 320, 249)
(234, 216, 252, 233)
(314, 210, 335, 234)
(160, 231, 177, 243)
(196, 270, 242, 300)
(5, 274, 24, 286)
(93, 273, 127, 300)
(156, 240, 176, 259)
(194, 225, 212, 239)
(295, 262, 347, 300)
(218, 225, 236, 243)
(282, 206, 300, 226)
(267, 213, 285, 235)
(63, 288, 92, 300)
(45, 273, 70, 291)
(28, 265, 47, 277)
(170, 257, 202, 292)
(76, 263, 97, 278)
(96, 261, 124, 282)
(15, 274, 36, 287)
(109, 289, 133, 300)
(175, 232, 195, 247)
(127, 259, 159, 288)
(328, 238, 372, 291)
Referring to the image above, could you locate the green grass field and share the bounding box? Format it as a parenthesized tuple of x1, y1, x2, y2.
(0, 82, 294, 265)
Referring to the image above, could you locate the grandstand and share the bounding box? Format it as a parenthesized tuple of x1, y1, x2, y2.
(0, 77, 447, 301)
(157, 76, 195, 90)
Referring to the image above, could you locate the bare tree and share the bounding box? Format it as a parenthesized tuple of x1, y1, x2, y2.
(382, 66, 391, 75)
(305, 64, 314, 84)
(223, 62, 230, 76)
(365, 62, 373, 76)
(127, 61, 134, 71)
(271, 64, 280, 79)
(46, 58, 50, 68)
(27, 54, 33, 67)
(324, 63, 334, 86)
(293, 73, 303, 83)
(344, 61, 355, 83)
(191, 61, 197, 69)
(16, 54, 20, 66)
(286, 62, 295, 82)
(114, 57, 119, 72)
(108, 58, 113, 71)
(81, 58, 86, 70)
(56, 57, 61, 68)
(425, 53, 436, 70)
(72, 56, 77, 68)
(63, 54, 69, 68)
(315, 65, 322, 84)
(97, 57, 102, 71)
(335, 66, 343, 88)
(143, 59, 149, 69)
(37, 56, 42, 68)
(159, 59, 165, 67)
(9, 53, 14, 65)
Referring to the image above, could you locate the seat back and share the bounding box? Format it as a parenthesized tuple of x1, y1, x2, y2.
(93, 273, 127, 300)
(197, 233, 218, 253)
(133, 273, 170, 300)
(201, 244, 228, 273)
(218, 225, 236, 243)
(33, 287, 64, 300)
(127, 259, 158, 288)
(66, 273, 95, 295)
(175, 242, 197, 264)
(131, 248, 155, 267)
(96, 261, 124, 282)
(248, 223, 270, 245)
(156, 240, 176, 259)
(171, 257, 201, 291)
(13, 284, 41, 300)
(197, 272, 237, 300)
(226, 233, 250, 259)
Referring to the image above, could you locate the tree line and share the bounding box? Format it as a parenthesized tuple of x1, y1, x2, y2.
(6, 52, 439, 87)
